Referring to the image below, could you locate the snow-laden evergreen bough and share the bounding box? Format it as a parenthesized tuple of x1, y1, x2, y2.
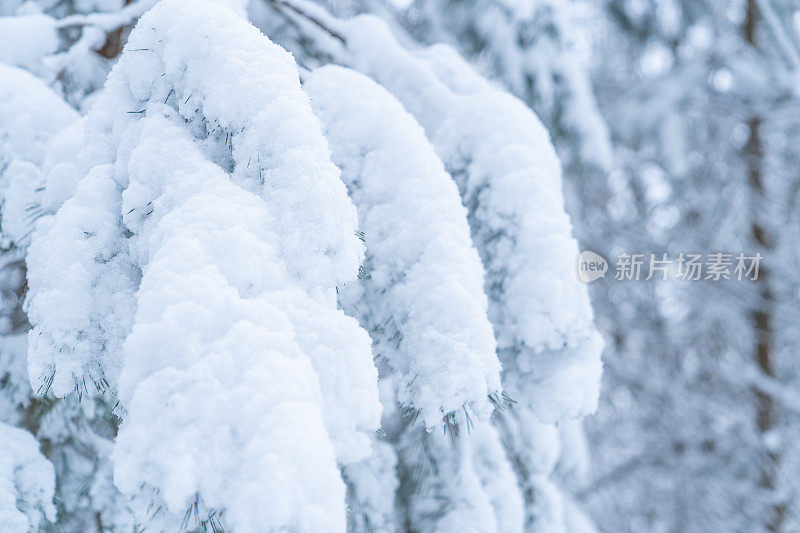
(0, 77, 132, 526)
(26, 0, 381, 529)
(306, 65, 500, 427)
(0, 14, 59, 71)
(0, 66, 76, 396)
(305, 65, 526, 532)
(113, 115, 351, 531)
(0, 422, 55, 531)
(0, 64, 78, 254)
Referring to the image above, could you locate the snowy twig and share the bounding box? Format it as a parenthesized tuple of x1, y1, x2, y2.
(44, 0, 159, 80)
(55, 0, 158, 31)
(744, 366, 800, 415)
(266, 0, 346, 43)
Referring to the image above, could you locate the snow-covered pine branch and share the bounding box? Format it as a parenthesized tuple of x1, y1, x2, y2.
(469, 421, 526, 533)
(342, 439, 399, 532)
(0, 74, 75, 428)
(0, 14, 59, 71)
(0, 422, 55, 531)
(305, 65, 501, 427)
(0, 61, 134, 532)
(0, 64, 78, 252)
(329, 17, 603, 423)
(305, 65, 524, 532)
(112, 113, 350, 531)
(27, 0, 381, 529)
(0, 63, 78, 396)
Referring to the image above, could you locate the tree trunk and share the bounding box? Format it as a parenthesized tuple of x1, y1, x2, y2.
(744, 3, 783, 529)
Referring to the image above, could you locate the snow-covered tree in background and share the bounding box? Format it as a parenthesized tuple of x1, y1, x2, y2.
(401, 0, 612, 172)
(0, 0, 602, 530)
(571, 0, 800, 531)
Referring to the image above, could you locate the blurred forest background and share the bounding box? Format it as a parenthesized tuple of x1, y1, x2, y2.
(3, 0, 800, 531)
(378, 0, 800, 530)
(555, 1, 800, 531)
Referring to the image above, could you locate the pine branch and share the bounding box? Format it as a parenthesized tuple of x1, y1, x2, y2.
(266, 0, 346, 44)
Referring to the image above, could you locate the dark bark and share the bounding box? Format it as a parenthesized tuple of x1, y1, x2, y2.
(744, 2, 784, 529)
